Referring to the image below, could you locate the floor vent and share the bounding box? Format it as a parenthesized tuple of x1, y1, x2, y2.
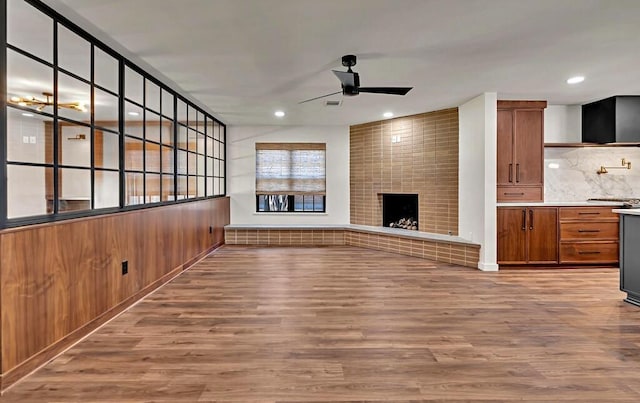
(325, 100, 342, 107)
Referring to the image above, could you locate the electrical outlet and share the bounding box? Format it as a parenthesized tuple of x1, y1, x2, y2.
(121, 260, 128, 275)
(29, 136, 36, 144)
(22, 136, 29, 144)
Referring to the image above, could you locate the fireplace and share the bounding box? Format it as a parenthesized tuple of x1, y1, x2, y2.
(382, 194, 418, 230)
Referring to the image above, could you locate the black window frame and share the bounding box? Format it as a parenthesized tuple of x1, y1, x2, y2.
(256, 194, 326, 213)
(1, 0, 227, 229)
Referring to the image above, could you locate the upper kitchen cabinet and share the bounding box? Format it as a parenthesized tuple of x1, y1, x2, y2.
(497, 100, 547, 202)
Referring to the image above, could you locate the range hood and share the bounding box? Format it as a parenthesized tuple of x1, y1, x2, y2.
(582, 96, 640, 143)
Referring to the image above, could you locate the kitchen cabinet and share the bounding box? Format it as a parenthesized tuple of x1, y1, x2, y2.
(558, 207, 619, 264)
(497, 100, 547, 202)
(497, 207, 558, 265)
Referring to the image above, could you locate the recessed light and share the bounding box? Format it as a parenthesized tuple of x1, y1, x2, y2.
(567, 76, 585, 84)
(383, 112, 394, 118)
(21, 113, 34, 117)
(548, 162, 560, 169)
(128, 111, 140, 116)
(274, 110, 285, 118)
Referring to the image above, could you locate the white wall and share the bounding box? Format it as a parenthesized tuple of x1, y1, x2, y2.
(228, 125, 350, 225)
(459, 93, 498, 271)
(544, 105, 582, 143)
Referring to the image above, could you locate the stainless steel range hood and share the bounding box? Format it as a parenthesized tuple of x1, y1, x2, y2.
(582, 96, 640, 144)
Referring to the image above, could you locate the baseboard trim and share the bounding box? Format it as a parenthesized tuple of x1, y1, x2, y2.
(0, 242, 224, 393)
(478, 262, 499, 271)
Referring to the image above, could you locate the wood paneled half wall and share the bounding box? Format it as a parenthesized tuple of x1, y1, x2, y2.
(0, 197, 230, 390)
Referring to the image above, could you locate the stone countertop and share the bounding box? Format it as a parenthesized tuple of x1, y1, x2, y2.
(497, 201, 625, 207)
(613, 209, 640, 216)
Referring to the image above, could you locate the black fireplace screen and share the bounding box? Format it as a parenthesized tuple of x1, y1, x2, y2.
(382, 194, 418, 230)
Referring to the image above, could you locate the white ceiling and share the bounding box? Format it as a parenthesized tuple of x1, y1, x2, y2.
(46, 0, 640, 126)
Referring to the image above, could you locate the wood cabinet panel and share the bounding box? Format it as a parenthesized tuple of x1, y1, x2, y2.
(497, 110, 514, 186)
(527, 208, 558, 264)
(513, 110, 543, 186)
(496, 101, 546, 202)
(560, 242, 619, 263)
(559, 207, 619, 221)
(497, 208, 527, 264)
(557, 206, 620, 265)
(560, 222, 619, 241)
(498, 206, 557, 265)
(497, 186, 543, 202)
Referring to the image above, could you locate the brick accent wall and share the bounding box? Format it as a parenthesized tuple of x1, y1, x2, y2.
(350, 108, 459, 235)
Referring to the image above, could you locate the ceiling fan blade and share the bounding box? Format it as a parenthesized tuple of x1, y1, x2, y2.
(298, 90, 343, 104)
(332, 70, 355, 87)
(358, 87, 413, 95)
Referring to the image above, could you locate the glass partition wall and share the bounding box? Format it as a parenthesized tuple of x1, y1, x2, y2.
(1, 0, 226, 227)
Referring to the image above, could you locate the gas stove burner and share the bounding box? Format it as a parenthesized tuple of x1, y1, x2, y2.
(587, 197, 640, 207)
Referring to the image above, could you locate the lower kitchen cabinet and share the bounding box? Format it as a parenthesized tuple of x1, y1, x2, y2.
(498, 205, 620, 268)
(558, 207, 619, 264)
(497, 207, 558, 265)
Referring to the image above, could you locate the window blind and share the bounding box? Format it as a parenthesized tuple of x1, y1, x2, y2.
(256, 143, 326, 195)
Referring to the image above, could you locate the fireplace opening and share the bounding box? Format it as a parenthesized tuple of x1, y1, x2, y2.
(382, 194, 418, 231)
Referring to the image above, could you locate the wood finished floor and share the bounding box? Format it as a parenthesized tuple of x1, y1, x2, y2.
(3, 245, 640, 402)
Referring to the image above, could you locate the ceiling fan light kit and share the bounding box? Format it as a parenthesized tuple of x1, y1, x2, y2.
(299, 54, 413, 104)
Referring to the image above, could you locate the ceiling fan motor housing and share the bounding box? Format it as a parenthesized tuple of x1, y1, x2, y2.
(342, 72, 360, 96)
(341, 54, 357, 68)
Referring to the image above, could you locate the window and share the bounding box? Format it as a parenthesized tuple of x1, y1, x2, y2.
(255, 143, 326, 212)
(1, 0, 226, 227)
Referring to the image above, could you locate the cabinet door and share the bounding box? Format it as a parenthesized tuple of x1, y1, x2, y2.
(527, 207, 558, 264)
(496, 109, 514, 186)
(513, 109, 543, 186)
(497, 208, 527, 264)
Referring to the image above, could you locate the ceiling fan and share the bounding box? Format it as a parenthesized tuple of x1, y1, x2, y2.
(299, 55, 413, 104)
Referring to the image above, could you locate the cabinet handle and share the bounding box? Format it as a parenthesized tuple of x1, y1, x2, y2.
(521, 209, 526, 231)
(516, 164, 520, 183)
(578, 212, 600, 215)
(509, 163, 513, 183)
(578, 251, 601, 254)
(529, 209, 534, 230)
(578, 229, 600, 233)
(505, 192, 525, 196)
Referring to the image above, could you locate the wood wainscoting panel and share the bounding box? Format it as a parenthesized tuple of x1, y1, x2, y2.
(0, 197, 229, 389)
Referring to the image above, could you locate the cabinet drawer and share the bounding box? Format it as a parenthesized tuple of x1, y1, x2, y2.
(559, 242, 619, 263)
(497, 186, 543, 202)
(559, 207, 619, 221)
(560, 222, 619, 241)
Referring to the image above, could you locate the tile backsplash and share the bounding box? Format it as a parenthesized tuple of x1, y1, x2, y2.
(544, 147, 640, 201)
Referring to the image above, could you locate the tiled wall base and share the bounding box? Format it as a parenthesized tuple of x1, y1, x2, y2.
(225, 229, 346, 246)
(345, 230, 479, 268)
(224, 227, 480, 268)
